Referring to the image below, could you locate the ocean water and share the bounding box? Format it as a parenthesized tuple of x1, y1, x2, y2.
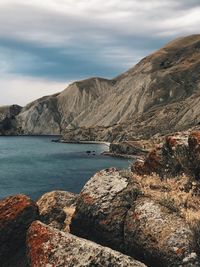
(0, 136, 130, 200)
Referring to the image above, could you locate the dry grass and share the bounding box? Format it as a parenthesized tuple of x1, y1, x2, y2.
(129, 172, 200, 227)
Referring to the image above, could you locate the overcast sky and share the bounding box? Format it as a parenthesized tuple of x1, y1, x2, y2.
(0, 0, 199, 105)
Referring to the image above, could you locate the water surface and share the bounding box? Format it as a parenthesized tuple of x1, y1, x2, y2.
(0, 136, 130, 200)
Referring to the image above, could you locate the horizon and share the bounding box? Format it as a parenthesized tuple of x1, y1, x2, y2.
(0, 0, 200, 106)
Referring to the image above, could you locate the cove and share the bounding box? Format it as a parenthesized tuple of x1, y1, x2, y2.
(0, 136, 130, 200)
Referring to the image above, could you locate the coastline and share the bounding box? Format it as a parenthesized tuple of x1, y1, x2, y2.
(102, 151, 144, 160)
(56, 139, 110, 147)
(0, 135, 142, 159)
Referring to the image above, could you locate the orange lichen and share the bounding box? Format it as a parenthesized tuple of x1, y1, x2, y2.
(188, 131, 200, 149)
(132, 212, 141, 220)
(99, 219, 109, 226)
(132, 150, 162, 175)
(27, 221, 53, 267)
(0, 195, 36, 226)
(175, 247, 185, 255)
(166, 136, 177, 149)
(144, 150, 161, 173)
(81, 193, 95, 204)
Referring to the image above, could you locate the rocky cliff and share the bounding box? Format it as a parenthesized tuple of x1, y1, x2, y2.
(0, 105, 22, 135)
(1, 34, 200, 140)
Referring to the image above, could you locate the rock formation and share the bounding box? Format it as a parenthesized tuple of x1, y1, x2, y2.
(107, 141, 149, 158)
(0, 105, 22, 135)
(37, 190, 77, 231)
(132, 130, 200, 179)
(0, 194, 39, 267)
(1, 131, 200, 266)
(71, 167, 200, 266)
(0, 35, 199, 141)
(27, 221, 146, 267)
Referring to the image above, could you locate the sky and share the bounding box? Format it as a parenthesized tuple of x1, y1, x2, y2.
(0, 0, 200, 106)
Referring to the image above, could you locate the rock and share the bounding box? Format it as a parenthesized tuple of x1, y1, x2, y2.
(0, 105, 22, 135)
(37, 190, 77, 231)
(188, 131, 200, 179)
(132, 149, 162, 175)
(27, 221, 146, 267)
(0, 194, 39, 266)
(124, 197, 199, 267)
(70, 168, 138, 252)
(109, 141, 149, 156)
(132, 131, 200, 179)
(71, 169, 200, 266)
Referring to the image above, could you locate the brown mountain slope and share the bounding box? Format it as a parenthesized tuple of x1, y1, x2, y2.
(12, 34, 200, 140)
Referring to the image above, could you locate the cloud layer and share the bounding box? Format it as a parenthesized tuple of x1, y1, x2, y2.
(0, 0, 199, 105)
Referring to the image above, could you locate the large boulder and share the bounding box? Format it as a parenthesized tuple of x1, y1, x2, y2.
(37, 190, 77, 231)
(0, 194, 39, 266)
(124, 197, 198, 267)
(70, 168, 138, 252)
(71, 169, 200, 266)
(27, 221, 147, 267)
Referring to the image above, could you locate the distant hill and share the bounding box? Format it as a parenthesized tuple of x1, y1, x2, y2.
(1, 34, 200, 141)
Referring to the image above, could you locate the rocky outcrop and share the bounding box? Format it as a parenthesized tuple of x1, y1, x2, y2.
(0, 105, 22, 135)
(71, 168, 200, 266)
(37, 190, 77, 231)
(124, 198, 198, 267)
(0, 34, 197, 140)
(27, 221, 146, 267)
(0, 194, 39, 267)
(71, 168, 135, 251)
(132, 130, 200, 179)
(108, 141, 149, 157)
(16, 78, 114, 135)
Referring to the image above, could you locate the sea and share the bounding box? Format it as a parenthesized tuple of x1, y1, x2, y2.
(0, 136, 130, 200)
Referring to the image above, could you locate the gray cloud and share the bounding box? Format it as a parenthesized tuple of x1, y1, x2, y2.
(0, 0, 199, 104)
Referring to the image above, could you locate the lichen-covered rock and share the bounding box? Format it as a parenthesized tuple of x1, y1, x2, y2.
(70, 168, 139, 251)
(124, 197, 199, 267)
(0, 194, 39, 266)
(188, 131, 200, 179)
(27, 221, 147, 267)
(132, 131, 200, 179)
(71, 169, 200, 266)
(37, 190, 77, 231)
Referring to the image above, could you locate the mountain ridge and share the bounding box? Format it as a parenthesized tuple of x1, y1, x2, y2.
(1, 34, 200, 140)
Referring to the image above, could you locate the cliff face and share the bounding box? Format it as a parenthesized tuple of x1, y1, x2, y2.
(6, 34, 200, 139)
(0, 105, 22, 135)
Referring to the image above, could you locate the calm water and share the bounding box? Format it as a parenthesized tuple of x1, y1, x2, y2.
(0, 136, 130, 200)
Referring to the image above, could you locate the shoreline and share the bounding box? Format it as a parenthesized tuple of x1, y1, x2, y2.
(0, 135, 142, 159)
(56, 139, 110, 147)
(102, 151, 143, 160)
(0, 135, 141, 159)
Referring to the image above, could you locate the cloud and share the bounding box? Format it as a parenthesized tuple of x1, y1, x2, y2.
(0, 74, 68, 106)
(0, 0, 199, 104)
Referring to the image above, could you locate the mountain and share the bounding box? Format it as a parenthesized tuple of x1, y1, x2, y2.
(0, 105, 22, 135)
(2, 34, 200, 141)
